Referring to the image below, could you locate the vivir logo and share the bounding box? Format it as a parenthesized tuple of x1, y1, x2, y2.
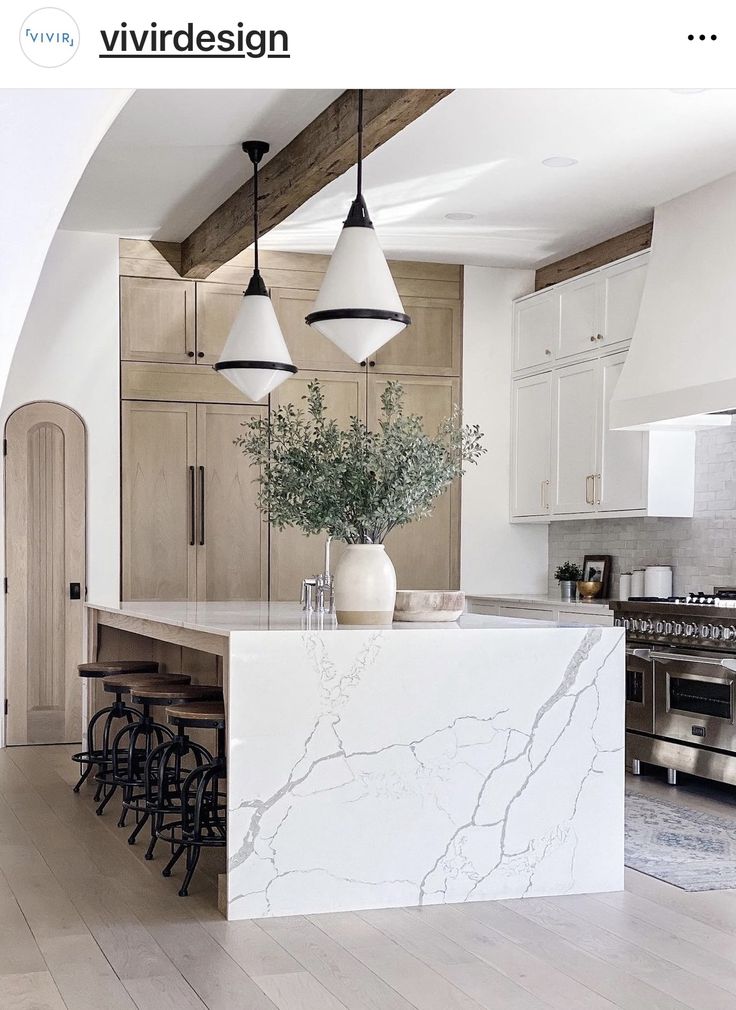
(20, 7, 79, 67)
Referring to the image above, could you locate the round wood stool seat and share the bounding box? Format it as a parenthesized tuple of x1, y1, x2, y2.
(130, 684, 222, 707)
(165, 701, 225, 729)
(78, 660, 159, 679)
(102, 673, 191, 695)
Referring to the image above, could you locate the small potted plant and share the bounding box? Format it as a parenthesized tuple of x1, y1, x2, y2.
(555, 561, 583, 601)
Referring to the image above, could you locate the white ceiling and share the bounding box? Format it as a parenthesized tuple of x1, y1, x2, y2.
(61, 89, 342, 240)
(64, 88, 736, 268)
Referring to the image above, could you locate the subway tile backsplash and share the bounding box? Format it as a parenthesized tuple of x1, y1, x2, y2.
(548, 425, 736, 596)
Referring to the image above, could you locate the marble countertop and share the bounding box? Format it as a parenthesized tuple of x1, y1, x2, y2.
(467, 593, 617, 614)
(87, 600, 560, 635)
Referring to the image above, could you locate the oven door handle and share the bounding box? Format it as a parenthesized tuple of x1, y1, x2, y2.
(627, 647, 652, 660)
(650, 650, 736, 669)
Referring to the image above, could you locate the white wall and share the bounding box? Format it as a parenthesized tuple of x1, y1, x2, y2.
(0, 230, 120, 746)
(460, 266, 548, 594)
(0, 90, 130, 406)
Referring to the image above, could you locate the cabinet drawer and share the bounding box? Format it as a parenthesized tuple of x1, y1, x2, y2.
(499, 605, 555, 622)
(557, 609, 613, 627)
(467, 601, 500, 616)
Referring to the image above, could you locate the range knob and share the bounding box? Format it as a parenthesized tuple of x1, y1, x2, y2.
(664, 621, 673, 634)
(614, 617, 622, 627)
(674, 622, 683, 635)
(642, 618, 654, 634)
(623, 618, 630, 631)
(655, 620, 664, 634)
(630, 619, 640, 632)
(724, 626, 736, 643)
(700, 624, 711, 638)
(711, 625, 723, 640)
(684, 622, 696, 637)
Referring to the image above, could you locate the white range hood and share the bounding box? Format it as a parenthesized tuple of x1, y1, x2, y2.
(610, 171, 736, 430)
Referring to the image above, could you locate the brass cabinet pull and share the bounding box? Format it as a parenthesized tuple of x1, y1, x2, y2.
(585, 473, 594, 505)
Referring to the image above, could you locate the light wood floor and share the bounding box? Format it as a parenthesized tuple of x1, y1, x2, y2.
(2, 747, 736, 1010)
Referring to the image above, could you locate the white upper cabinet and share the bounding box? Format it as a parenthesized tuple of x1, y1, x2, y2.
(512, 252, 649, 373)
(597, 350, 647, 511)
(599, 253, 648, 348)
(558, 273, 600, 359)
(551, 359, 599, 514)
(513, 289, 557, 371)
(511, 372, 552, 518)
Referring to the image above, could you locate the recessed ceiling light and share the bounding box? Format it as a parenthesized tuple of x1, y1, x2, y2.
(445, 212, 475, 221)
(542, 156, 578, 168)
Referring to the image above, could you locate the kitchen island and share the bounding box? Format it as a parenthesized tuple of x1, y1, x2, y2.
(86, 601, 625, 920)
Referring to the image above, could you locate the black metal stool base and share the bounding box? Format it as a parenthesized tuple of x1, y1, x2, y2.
(71, 699, 140, 793)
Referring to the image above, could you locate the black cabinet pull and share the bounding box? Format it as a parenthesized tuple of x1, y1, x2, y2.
(369, 360, 376, 367)
(199, 465, 205, 546)
(187, 350, 195, 357)
(197, 351, 205, 358)
(189, 466, 195, 545)
(360, 361, 367, 368)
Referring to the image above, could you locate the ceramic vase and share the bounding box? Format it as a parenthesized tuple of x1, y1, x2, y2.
(333, 544, 396, 626)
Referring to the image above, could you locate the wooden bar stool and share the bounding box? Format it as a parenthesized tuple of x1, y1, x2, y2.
(159, 701, 226, 897)
(71, 660, 159, 795)
(95, 673, 191, 818)
(124, 682, 223, 854)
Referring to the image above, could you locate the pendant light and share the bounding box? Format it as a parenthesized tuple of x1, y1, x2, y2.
(214, 140, 296, 402)
(305, 90, 410, 363)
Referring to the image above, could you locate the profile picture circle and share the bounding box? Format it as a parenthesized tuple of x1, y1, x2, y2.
(20, 7, 79, 67)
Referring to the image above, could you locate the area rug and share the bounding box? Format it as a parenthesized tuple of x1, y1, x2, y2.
(625, 788, 736, 891)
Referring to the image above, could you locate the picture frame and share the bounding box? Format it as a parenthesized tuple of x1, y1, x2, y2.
(582, 554, 612, 598)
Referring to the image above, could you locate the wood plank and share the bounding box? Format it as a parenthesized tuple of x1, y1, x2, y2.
(37, 933, 139, 1010)
(535, 223, 652, 290)
(180, 89, 452, 278)
(253, 971, 350, 1010)
(0, 971, 67, 1010)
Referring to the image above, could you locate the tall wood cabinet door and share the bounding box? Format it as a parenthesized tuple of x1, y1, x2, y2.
(122, 401, 197, 601)
(600, 253, 648, 349)
(196, 403, 268, 601)
(551, 360, 598, 515)
(271, 288, 363, 372)
(558, 274, 600, 359)
(514, 290, 558, 371)
(597, 351, 647, 511)
(269, 371, 367, 601)
(120, 277, 196, 363)
(511, 372, 552, 518)
(368, 375, 461, 590)
(195, 282, 244, 365)
(373, 297, 461, 375)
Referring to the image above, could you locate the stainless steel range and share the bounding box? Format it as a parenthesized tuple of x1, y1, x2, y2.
(611, 588, 736, 786)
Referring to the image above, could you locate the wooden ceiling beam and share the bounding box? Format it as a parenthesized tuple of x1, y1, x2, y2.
(179, 89, 453, 279)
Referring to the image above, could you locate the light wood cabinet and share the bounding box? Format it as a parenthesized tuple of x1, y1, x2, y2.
(369, 374, 461, 590)
(122, 401, 267, 602)
(511, 372, 552, 518)
(514, 289, 557, 371)
(551, 359, 599, 515)
(195, 281, 244, 364)
(122, 401, 198, 601)
(374, 297, 461, 375)
(271, 288, 362, 372)
(196, 403, 268, 601)
(121, 277, 195, 363)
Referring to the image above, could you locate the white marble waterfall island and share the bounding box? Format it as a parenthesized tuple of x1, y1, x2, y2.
(86, 602, 625, 920)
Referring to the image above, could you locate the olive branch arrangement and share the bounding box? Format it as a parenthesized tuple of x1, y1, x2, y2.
(235, 379, 485, 544)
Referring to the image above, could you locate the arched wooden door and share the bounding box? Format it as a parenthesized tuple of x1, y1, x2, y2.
(5, 403, 86, 745)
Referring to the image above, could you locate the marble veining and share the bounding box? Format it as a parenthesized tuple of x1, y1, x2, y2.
(226, 624, 624, 919)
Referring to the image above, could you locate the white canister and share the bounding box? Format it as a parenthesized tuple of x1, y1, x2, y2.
(619, 573, 632, 601)
(644, 566, 673, 599)
(631, 569, 646, 597)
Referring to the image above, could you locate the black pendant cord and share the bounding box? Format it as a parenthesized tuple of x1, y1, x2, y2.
(356, 89, 364, 198)
(252, 155, 260, 275)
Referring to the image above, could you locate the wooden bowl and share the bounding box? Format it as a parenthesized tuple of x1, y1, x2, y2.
(393, 589, 465, 622)
(576, 580, 603, 600)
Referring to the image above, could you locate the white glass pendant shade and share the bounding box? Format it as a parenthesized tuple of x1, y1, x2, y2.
(307, 211, 410, 363)
(214, 284, 296, 402)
